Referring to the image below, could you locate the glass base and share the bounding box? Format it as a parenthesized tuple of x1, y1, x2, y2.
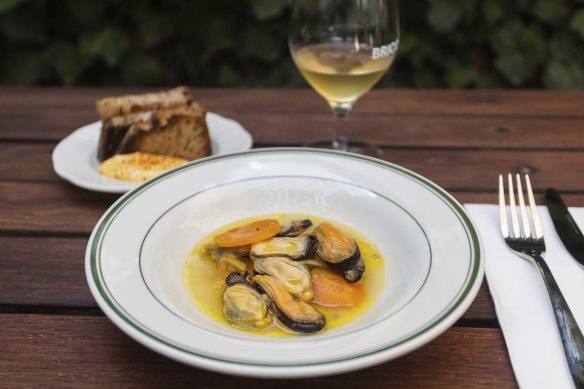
(303, 138, 383, 157)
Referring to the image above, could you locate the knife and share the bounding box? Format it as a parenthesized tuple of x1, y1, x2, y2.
(545, 187, 584, 268)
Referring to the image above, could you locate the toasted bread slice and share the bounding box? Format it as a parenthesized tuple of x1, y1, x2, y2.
(97, 111, 154, 161)
(116, 105, 211, 161)
(97, 102, 208, 161)
(95, 86, 193, 121)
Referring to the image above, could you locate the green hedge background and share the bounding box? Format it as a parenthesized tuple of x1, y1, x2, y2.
(1, 0, 584, 88)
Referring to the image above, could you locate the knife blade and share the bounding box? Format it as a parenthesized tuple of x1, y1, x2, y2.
(545, 187, 584, 267)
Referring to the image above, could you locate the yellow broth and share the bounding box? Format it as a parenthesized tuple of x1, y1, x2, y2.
(183, 214, 386, 336)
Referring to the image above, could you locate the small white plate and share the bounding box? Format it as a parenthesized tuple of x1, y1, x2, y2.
(52, 113, 253, 193)
(86, 148, 484, 378)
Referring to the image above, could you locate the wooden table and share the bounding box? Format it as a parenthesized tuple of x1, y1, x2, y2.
(1, 87, 583, 387)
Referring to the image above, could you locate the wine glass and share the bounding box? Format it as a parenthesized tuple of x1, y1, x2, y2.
(289, 0, 399, 156)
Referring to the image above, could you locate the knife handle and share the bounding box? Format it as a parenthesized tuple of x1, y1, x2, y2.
(534, 255, 584, 388)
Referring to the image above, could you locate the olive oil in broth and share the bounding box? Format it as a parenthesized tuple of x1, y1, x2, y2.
(183, 214, 386, 336)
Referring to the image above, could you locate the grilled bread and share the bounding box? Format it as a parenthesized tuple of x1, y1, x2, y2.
(95, 86, 192, 121)
(116, 105, 211, 161)
(95, 86, 211, 162)
(97, 111, 154, 161)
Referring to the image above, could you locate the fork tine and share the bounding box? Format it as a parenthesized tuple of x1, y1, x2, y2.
(525, 174, 544, 239)
(516, 174, 531, 239)
(507, 174, 520, 238)
(499, 174, 509, 237)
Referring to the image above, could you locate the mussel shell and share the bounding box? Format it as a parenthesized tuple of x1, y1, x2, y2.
(204, 243, 250, 261)
(222, 283, 272, 329)
(342, 256, 365, 282)
(314, 222, 358, 264)
(274, 305, 325, 334)
(225, 271, 249, 286)
(253, 256, 313, 301)
(253, 275, 325, 334)
(314, 222, 365, 282)
(278, 219, 313, 237)
(250, 235, 317, 261)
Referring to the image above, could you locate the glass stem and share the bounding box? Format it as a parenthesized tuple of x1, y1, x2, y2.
(332, 104, 351, 151)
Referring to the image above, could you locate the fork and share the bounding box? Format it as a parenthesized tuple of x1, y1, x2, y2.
(499, 173, 584, 388)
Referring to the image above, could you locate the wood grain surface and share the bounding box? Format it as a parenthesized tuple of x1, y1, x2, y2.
(0, 315, 516, 388)
(2, 87, 582, 387)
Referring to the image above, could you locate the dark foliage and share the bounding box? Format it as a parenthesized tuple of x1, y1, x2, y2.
(1, 0, 583, 88)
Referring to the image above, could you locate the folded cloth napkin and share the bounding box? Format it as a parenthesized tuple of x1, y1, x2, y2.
(465, 204, 584, 389)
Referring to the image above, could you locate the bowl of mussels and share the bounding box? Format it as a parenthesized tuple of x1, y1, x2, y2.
(86, 147, 484, 378)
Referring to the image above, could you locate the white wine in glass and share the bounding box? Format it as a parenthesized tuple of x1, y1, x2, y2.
(289, 0, 399, 155)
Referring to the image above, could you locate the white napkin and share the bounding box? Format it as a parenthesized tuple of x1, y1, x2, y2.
(465, 204, 584, 389)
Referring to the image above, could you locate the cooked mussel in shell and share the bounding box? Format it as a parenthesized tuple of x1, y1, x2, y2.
(204, 243, 250, 273)
(278, 219, 313, 237)
(222, 272, 272, 329)
(253, 275, 325, 334)
(314, 222, 365, 282)
(188, 215, 381, 336)
(250, 235, 317, 261)
(253, 256, 313, 301)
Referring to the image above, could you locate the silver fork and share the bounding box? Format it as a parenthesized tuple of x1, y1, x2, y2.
(499, 173, 584, 388)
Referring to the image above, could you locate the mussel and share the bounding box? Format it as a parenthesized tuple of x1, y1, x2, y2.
(253, 256, 313, 301)
(278, 219, 313, 237)
(313, 222, 365, 282)
(204, 243, 250, 273)
(222, 272, 272, 329)
(250, 235, 317, 261)
(204, 243, 251, 260)
(253, 275, 325, 334)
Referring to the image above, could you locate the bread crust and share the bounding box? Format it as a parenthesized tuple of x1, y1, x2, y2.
(95, 86, 193, 121)
(115, 105, 211, 161)
(97, 97, 209, 161)
(97, 111, 154, 161)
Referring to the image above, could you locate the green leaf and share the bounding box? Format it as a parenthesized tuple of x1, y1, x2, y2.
(482, 2, 504, 25)
(241, 25, 282, 61)
(65, 0, 106, 25)
(491, 21, 546, 84)
(516, 0, 531, 9)
(0, 0, 23, 13)
(80, 26, 130, 66)
(121, 53, 163, 85)
(427, 1, 463, 32)
(135, 5, 174, 47)
(0, 7, 44, 42)
(495, 52, 531, 86)
(45, 40, 83, 85)
(544, 60, 584, 88)
(249, 0, 289, 21)
(217, 64, 240, 86)
(0, 49, 44, 84)
(570, 10, 584, 39)
(198, 19, 235, 52)
(532, 0, 569, 24)
(548, 32, 584, 62)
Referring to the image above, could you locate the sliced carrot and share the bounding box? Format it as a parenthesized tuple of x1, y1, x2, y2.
(311, 268, 365, 307)
(214, 219, 281, 247)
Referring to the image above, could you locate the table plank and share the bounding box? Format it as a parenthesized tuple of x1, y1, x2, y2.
(0, 314, 516, 388)
(3, 111, 584, 150)
(0, 182, 117, 234)
(0, 87, 582, 116)
(2, 144, 584, 194)
(2, 182, 584, 235)
(0, 237, 93, 307)
(0, 236, 495, 322)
